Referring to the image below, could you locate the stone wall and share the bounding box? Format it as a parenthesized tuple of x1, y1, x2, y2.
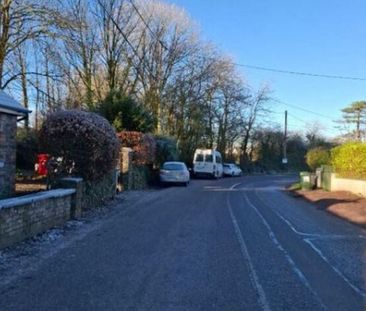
(0, 189, 75, 249)
(0, 113, 17, 199)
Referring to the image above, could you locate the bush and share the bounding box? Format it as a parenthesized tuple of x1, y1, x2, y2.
(96, 90, 155, 133)
(331, 142, 366, 180)
(305, 147, 330, 171)
(155, 136, 179, 166)
(117, 131, 156, 165)
(16, 127, 39, 170)
(39, 110, 120, 181)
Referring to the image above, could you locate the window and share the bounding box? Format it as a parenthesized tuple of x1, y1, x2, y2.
(195, 154, 204, 162)
(163, 163, 185, 171)
(205, 154, 213, 162)
(216, 156, 222, 164)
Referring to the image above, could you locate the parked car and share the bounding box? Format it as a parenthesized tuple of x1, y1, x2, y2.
(160, 161, 190, 186)
(223, 163, 242, 177)
(193, 149, 223, 178)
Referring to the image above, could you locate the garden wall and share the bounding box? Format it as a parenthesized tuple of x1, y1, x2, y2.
(0, 189, 76, 249)
(330, 173, 366, 197)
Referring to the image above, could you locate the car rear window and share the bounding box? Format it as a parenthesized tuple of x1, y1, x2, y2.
(163, 163, 185, 171)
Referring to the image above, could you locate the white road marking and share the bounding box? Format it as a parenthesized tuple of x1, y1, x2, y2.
(253, 189, 366, 299)
(304, 238, 366, 298)
(242, 192, 327, 310)
(226, 194, 271, 311)
(254, 190, 366, 240)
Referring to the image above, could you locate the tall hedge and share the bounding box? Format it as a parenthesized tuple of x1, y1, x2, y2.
(40, 110, 120, 181)
(331, 142, 366, 179)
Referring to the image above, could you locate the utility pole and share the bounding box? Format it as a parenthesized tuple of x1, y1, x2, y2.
(282, 110, 288, 166)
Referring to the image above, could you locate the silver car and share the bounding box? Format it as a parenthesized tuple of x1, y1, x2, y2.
(223, 163, 242, 177)
(160, 161, 190, 186)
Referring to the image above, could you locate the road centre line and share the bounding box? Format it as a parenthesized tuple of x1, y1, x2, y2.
(241, 192, 326, 309)
(226, 192, 271, 311)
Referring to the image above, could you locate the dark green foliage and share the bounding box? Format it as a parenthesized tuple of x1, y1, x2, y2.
(39, 110, 120, 181)
(155, 136, 179, 166)
(16, 127, 39, 170)
(286, 134, 308, 171)
(331, 142, 366, 180)
(97, 90, 155, 133)
(250, 129, 307, 172)
(251, 129, 283, 171)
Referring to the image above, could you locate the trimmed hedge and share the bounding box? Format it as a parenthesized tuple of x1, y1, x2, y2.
(39, 110, 120, 181)
(305, 147, 330, 171)
(331, 142, 366, 180)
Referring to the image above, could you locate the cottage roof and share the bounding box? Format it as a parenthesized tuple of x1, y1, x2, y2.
(0, 90, 30, 116)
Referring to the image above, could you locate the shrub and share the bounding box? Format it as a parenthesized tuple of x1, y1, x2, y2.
(331, 142, 366, 179)
(96, 90, 155, 133)
(117, 131, 156, 165)
(305, 147, 330, 171)
(39, 110, 120, 181)
(16, 127, 39, 170)
(155, 136, 179, 166)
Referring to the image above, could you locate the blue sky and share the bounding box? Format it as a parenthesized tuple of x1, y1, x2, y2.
(167, 0, 366, 137)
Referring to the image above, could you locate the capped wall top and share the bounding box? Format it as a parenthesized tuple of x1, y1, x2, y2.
(0, 90, 30, 116)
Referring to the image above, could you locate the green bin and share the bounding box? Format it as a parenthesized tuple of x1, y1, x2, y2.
(299, 171, 316, 190)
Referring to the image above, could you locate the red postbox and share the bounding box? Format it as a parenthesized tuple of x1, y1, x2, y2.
(36, 154, 49, 176)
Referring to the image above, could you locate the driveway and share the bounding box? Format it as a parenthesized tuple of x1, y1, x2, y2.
(0, 175, 365, 310)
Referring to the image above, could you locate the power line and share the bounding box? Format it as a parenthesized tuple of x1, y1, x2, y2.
(272, 98, 335, 121)
(129, 0, 169, 51)
(287, 112, 308, 124)
(235, 63, 366, 81)
(97, 0, 151, 82)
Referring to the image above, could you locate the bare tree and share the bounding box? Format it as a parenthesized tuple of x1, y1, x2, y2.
(240, 85, 271, 166)
(0, 0, 63, 89)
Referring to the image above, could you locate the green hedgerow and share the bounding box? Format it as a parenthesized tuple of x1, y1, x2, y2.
(331, 142, 366, 180)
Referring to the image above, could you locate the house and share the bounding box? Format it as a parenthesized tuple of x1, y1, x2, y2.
(0, 91, 30, 199)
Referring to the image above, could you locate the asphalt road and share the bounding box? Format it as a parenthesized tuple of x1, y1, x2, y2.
(1, 175, 366, 310)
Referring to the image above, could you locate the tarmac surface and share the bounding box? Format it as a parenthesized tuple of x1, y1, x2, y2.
(1, 175, 366, 310)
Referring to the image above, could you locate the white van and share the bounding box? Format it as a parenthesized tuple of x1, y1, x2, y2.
(193, 149, 223, 178)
